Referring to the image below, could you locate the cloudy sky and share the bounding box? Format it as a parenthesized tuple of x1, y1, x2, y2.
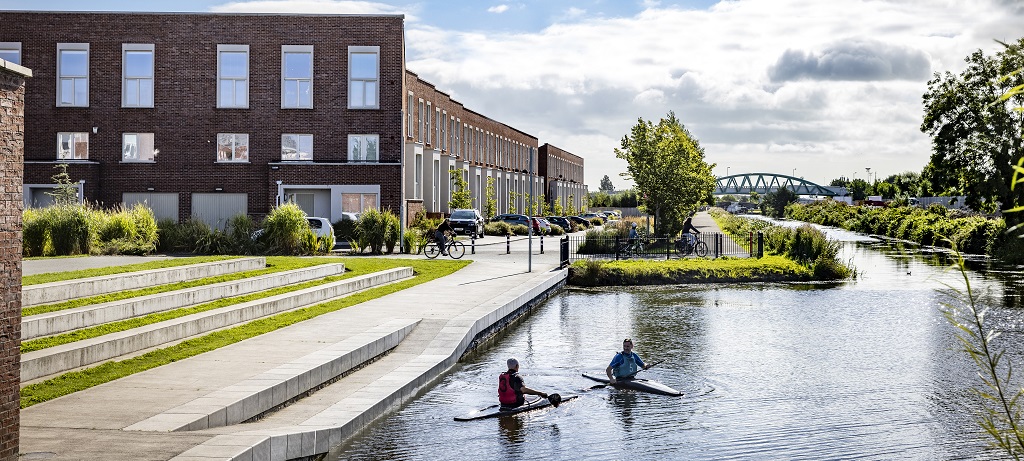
(5, 0, 1023, 188)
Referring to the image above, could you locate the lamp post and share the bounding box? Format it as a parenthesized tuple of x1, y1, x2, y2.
(726, 166, 730, 176)
(865, 167, 872, 183)
(792, 168, 796, 177)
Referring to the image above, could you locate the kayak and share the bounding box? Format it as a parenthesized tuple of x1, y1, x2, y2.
(454, 395, 579, 421)
(582, 373, 683, 397)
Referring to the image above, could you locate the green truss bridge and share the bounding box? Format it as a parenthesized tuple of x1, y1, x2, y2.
(715, 173, 840, 196)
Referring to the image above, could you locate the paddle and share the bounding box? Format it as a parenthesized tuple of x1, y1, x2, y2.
(587, 360, 664, 390)
(547, 393, 563, 407)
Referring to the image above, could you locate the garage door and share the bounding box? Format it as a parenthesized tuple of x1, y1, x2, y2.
(123, 193, 179, 222)
(191, 193, 247, 230)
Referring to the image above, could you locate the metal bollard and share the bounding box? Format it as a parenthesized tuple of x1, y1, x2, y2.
(540, 234, 544, 254)
(471, 234, 476, 254)
(507, 234, 511, 254)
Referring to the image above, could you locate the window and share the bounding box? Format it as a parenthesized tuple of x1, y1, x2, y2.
(425, 102, 432, 145)
(414, 153, 422, 200)
(217, 45, 249, 108)
(217, 133, 249, 162)
(341, 192, 378, 213)
(435, 108, 441, 149)
(348, 46, 379, 109)
(282, 45, 313, 109)
(281, 134, 313, 161)
(122, 133, 156, 162)
(57, 132, 89, 160)
(122, 44, 154, 108)
(0, 42, 21, 65)
(418, 99, 424, 142)
(348, 134, 379, 162)
(407, 92, 414, 137)
(57, 43, 89, 106)
(441, 111, 447, 151)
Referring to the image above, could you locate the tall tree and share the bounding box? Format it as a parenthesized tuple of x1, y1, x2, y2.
(921, 38, 1024, 219)
(599, 175, 615, 192)
(484, 176, 497, 219)
(615, 112, 716, 235)
(448, 170, 471, 210)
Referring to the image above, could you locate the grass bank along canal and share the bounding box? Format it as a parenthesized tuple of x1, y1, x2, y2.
(332, 224, 1024, 460)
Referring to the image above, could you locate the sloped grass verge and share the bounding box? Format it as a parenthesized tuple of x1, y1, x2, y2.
(568, 256, 814, 286)
(22, 256, 240, 285)
(21, 258, 469, 408)
(23, 257, 332, 317)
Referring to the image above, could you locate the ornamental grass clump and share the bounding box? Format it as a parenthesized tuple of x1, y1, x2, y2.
(261, 203, 310, 255)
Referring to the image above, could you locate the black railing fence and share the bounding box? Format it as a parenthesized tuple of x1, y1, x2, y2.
(560, 231, 762, 262)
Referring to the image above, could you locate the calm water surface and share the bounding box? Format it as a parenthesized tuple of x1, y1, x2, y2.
(332, 225, 1024, 460)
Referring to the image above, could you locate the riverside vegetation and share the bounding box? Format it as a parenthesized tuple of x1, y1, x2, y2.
(567, 209, 852, 286)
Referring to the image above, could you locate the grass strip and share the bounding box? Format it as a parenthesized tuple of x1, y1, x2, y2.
(20, 258, 470, 408)
(569, 256, 812, 286)
(22, 257, 414, 353)
(22, 257, 336, 317)
(22, 256, 240, 285)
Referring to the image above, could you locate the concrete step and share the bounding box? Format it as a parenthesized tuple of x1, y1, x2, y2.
(20, 267, 413, 382)
(124, 318, 420, 432)
(22, 257, 267, 307)
(22, 263, 347, 340)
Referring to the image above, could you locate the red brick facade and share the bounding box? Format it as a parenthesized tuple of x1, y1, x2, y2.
(539, 143, 587, 212)
(0, 61, 28, 461)
(2, 12, 405, 222)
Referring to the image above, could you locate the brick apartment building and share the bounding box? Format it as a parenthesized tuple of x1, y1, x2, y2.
(1, 11, 587, 229)
(0, 56, 30, 460)
(539, 143, 586, 213)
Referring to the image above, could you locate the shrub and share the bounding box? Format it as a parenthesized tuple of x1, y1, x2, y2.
(47, 203, 91, 256)
(355, 208, 386, 254)
(226, 214, 258, 255)
(485, 221, 512, 236)
(510, 224, 530, 236)
(383, 210, 401, 253)
(261, 203, 310, 255)
(22, 208, 49, 257)
(333, 217, 358, 243)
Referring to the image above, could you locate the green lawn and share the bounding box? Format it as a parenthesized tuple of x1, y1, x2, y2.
(22, 255, 241, 285)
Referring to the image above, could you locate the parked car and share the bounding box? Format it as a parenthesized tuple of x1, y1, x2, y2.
(580, 212, 605, 223)
(491, 213, 531, 229)
(546, 216, 573, 233)
(532, 217, 553, 234)
(449, 208, 485, 238)
(306, 217, 337, 248)
(568, 216, 592, 228)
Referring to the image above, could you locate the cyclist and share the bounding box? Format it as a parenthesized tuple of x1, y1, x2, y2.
(628, 222, 639, 248)
(435, 218, 454, 256)
(681, 215, 700, 248)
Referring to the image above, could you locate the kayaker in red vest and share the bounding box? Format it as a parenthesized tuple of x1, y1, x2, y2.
(606, 338, 650, 384)
(498, 357, 548, 408)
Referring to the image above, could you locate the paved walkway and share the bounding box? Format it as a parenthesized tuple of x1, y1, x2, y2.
(20, 232, 567, 461)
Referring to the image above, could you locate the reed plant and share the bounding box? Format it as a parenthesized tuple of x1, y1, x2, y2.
(261, 203, 310, 255)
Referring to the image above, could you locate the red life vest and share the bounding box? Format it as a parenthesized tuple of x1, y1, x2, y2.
(498, 371, 518, 405)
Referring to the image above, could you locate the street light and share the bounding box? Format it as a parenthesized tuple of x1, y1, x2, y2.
(792, 168, 796, 177)
(727, 166, 730, 176)
(865, 167, 872, 183)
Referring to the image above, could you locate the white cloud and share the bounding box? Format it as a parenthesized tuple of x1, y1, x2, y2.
(404, 0, 1024, 187)
(487, 4, 510, 14)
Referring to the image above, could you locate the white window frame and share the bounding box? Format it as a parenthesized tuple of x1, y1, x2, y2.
(0, 42, 21, 65)
(122, 133, 156, 162)
(122, 44, 155, 108)
(418, 99, 425, 142)
(425, 102, 432, 146)
(441, 110, 447, 151)
(217, 44, 249, 109)
(281, 45, 313, 109)
(56, 43, 89, 107)
(348, 46, 379, 109)
(407, 92, 414, 137)
(348, 134, 380, 163)
(435, 108, 441, 149)
(281, 133, 313, 161)
(57, 132, 89, 160)
(216, 133, 249, 162)
(414, 153, 422, 200)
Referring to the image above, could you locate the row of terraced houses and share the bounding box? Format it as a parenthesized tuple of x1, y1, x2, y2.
(0, 11, 587, 229)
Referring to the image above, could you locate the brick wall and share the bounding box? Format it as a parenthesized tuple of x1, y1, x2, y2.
(3, 12, 405, 219)
(0, 63, 28, 461)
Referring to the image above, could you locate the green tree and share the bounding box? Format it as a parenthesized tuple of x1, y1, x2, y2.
(553, 199, 564, 216)
(589, 191, 611, 207)
(614, 112, 716, 235)
(599, 175, 614, 192)
(484, 176, 497, 219)
(761, 187, 797, 218)
(448, 170, 471, 210)
(47, 163, 79, 205)
(507, 190, 519, 214)
(849, 179, 871, 201)
(566, 195, 577, 216)
(538, 194, 550, 216)
(921, 38, 1024, 218)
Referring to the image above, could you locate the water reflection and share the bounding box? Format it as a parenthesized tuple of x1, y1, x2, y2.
(332, 232, 1024, 461)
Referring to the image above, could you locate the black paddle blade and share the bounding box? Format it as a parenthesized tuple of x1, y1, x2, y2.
(547, 393, 562, 407)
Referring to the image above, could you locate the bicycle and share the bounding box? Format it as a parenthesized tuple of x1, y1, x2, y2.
(616, 238, 644, 258)
(675, 233, 708, 257)
(424, 233, 466, 259)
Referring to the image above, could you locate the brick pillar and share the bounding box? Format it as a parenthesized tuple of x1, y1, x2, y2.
(0, 61, 31, 461)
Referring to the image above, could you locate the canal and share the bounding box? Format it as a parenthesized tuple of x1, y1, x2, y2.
(332, 224, 1024, 460)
